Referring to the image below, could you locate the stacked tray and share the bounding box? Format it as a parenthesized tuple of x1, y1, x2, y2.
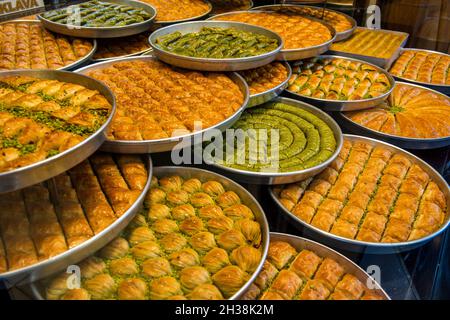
(0, 20, 97, 71)
(0, 70, 116, 193)
(38, 0, 157, 38)
(75, 55, 249, 153)
(388, 48, 450, 95)
(251, 4, 357, 41)
(271, 134, 450, 254)
(208, 10, 337, 61)
(0, 153, 152, 286)
(30, 166, 270, 300)
(328, 27, 409, 68)
(242, 233, 389, 300)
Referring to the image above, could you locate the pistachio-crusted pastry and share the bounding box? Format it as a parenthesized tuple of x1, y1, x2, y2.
(242, 239, 385, 300)
(330, 28, 407, 59)
(139, 0, 210, 22)
(85, 59, 244, 141)
(0, 153, 148, 275)
(212, 11, 332, 50)
(274, 138, 448, 243)
(288, 57, 391, 100)
(45, 173, 263, 300)
(345, 83, 450, 139)
(389, 50, 450, 85)
(239, 62, 289, 96)
(0, 21, 93, 71)
(0, 76, 112, 172)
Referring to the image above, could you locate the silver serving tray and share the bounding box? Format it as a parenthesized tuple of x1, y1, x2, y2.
(207, 96, 344, 185)
(153, 0, 212, 25)
(251, 4, 356, 42)
(388, 48, 450, 95)
(0, 70, 116, 193)
(242, 232, 390, 300)
(339, 82, 450, 150)
(0, 155, 152, 287)
(208, 10, 337, 61)
(0, 20, 97, 71)
(246, 61, 292, 108)
(286, 55, 396, 111)
(270, 134, 450, 254)
(149, 21, 283, 72)
(328, 27, 409, 68)
(75, 55, 249, 153)
(29, 166, 270, 300)
(37, 0, 157, 38)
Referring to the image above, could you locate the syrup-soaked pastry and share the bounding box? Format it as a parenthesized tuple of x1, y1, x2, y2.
(274, 137, 448, 243)
(239, 62, 289, 96)
(139, 0, 210, 22)
(45, 174, 262, 300)
(0, 154, 147, 275)
(242, 240, 386, 300)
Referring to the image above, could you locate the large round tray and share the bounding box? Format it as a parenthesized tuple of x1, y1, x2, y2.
(75, 55, 249, 153)
(242, 232, 390, 300)
(0, 155, 152, 287)
(208, 10, 336, 61)
(247, 61, 292, 108)
(0, 20, 97, 71)
(286, 55, 396, 111)
(339, 82, 450, 150)
(149, 21, 283, 72)
(270, 134, 450, 254)
(29, 165, 270, 300)
(251, 4, 356, 42)
(207, 96, 344, 185)
(37, 0, 157, 38)
(389, 48, 450, 95)
(0, 70, 116, 194)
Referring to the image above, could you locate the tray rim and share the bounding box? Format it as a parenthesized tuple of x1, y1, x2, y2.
(0, 155, 153, 286)
(265, 232, 391, 300)
(269, 134, 450, 252)
(339, 81, 450, 147)
(0, 69, 116, 193)
(75, 55, 250, 153)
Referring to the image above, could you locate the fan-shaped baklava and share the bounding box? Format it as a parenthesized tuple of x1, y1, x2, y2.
(0, 154, 147, 274)
(243, 240, 385, 300)
(138, 0, 210, 22)
(390, 50, 450, 85)
(0, 21, 93, 70)
(273, 138, 448, 243)
(84, 59, 244, 141)
(330, 28, 407, 59)
(45, 174, 263, 300)
(345, 83, 450, 139)
(288, 57, 391, 100)
(0, 76, 112, 172)
(212, 11, 332, 50)
(239, 62, 289, 96)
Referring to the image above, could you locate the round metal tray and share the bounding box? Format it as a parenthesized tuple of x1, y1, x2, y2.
(208, 10, 337, 61)
(246, 61, 292, 108)
(29, 165, 270, 300)
(339, 82, 450, 150)
(270, 134, 450, 254)
(37, 0, 157, 38)
(207, 96, 344, 185)
(389, 48, 450, 95)
(0, 70, 116, 194)
(251, 4, 356, 42)
(286, 55, 396, 111)
(241, 232, 390, 300)
(75, 55, 249, 153)
(0, 155, 152, 287)
(0, 20, 97, 71)
(153, 0, 212, 25)
(149, 21, 283, 72)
